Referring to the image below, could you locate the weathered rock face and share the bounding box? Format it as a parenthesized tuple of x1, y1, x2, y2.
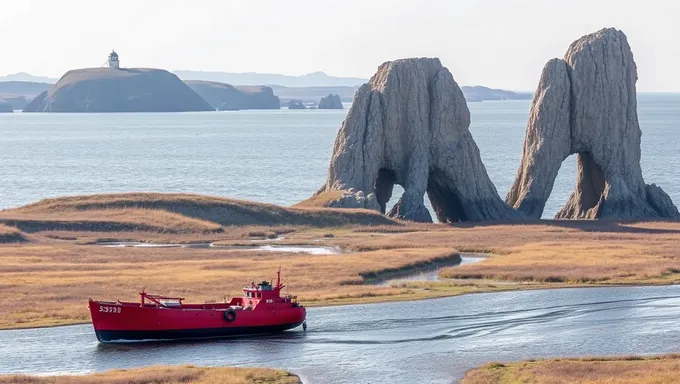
(317, 94, 343, 109)
(302, 58, 522, 222)
(287, 100, 306, 109)
(507, 28, 679, 219)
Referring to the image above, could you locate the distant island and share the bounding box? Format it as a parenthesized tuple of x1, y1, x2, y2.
(0, 81, 50, 110)
(185, 80, 280, 110)
(173, 70, 366, 88)
(461, 85, 532, 102)
(270, 85, 357, 104)
(0, 72, 58, 83)
(23, 68, 212, 113)
(2, 65, 534, 111)
(287, 100, 306, 109)
(0, 100, 13, 112)
(317, 94, 343, 109)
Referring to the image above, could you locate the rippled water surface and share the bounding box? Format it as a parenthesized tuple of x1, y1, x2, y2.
(1, 94, 679, 218)
(1, 286, 680, 383)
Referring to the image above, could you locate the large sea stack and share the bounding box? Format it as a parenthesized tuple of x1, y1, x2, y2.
(300, 58, 521, 222)
(507, 28, 679, 219)
(23, 68, 213, 113)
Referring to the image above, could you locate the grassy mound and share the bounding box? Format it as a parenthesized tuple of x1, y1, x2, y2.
(0, 225, 28, 243)
(23, 68, 213, 113)
(0, 193, 397, 233)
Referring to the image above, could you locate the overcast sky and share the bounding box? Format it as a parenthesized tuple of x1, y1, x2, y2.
(2, 0, 679, 91)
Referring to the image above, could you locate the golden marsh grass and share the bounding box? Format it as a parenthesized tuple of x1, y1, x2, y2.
(0, 366, 300, 384)
(460, 355, 680, 384)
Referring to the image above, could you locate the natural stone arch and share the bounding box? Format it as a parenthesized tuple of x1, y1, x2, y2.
(507, 28, 679, 219)
(373, 168, 397, 214)
(299, 57, 522, 223)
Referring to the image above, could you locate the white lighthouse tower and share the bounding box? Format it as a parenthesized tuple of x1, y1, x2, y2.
(108, 50, 120, 69)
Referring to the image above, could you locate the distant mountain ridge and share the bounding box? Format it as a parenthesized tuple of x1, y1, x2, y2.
(0, 81, 51, 97)
(461, 85, 532, 102)
(0, 72, 58, 83)
(173, 70, 367, 87)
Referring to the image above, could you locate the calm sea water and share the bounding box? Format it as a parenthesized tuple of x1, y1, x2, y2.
(1, 94, 679, 218)
(3, 286, 680, 383)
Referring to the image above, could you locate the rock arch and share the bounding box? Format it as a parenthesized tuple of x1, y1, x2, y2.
(507, 28, 679, 219)
(301, 58, 522, 222)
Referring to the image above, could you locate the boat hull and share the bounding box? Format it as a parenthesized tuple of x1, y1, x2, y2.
(89, 300, 306, 343)
(95, 321, 304, 342)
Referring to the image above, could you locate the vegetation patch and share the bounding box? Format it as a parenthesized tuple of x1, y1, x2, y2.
(0, 365, 300, 384)
(3, 193, 398, 228)
(460, 354, 680, 384)
(0, 225, 28, 243)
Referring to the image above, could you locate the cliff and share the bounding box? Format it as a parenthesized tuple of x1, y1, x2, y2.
(22, 68, 213, 113)
(317, 94, 343, 109)
(185, 80, 280, 110)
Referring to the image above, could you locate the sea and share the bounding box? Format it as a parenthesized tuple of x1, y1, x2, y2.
(1, 94, 679, 219)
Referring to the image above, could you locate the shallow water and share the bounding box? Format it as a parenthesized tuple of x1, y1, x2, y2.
(377, 254, 487, 286)
(1, 94, 678, 218)
(98, 241, 342, 255)
(1, 286, 679, 383)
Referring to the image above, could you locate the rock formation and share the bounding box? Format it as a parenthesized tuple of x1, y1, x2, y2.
(507, 28, 679, 219)
(185, 81, 280, 110)
(317, 94, 343, 109)
(287, 100, 306, 109)
(23, 68, 213, 113)
(300, 58, 522, 222)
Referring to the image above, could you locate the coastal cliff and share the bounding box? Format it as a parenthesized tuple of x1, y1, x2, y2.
(185, 80, 280, 110)
(23, 68, 213, 113)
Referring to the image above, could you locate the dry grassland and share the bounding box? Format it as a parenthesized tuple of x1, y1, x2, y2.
(460, 355, 680, 384)
(1, 193, 680, 329)
(0, 366, 300, 384)
(0, 239, 460, 329)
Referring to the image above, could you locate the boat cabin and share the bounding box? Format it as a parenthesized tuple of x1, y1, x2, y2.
(132, 268, 298, 311)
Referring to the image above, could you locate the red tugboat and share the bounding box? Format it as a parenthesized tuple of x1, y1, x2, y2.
(88, 269, 306, 343)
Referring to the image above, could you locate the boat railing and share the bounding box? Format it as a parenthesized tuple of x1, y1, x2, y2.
(140, 291, 185, 307)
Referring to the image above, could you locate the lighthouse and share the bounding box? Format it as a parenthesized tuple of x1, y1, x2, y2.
(108, 50, 120, 69)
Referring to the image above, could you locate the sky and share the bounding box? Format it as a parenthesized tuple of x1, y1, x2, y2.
(2, 0, 680, 91)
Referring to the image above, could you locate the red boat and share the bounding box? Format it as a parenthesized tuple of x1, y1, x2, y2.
(88, 269, 306, 343)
